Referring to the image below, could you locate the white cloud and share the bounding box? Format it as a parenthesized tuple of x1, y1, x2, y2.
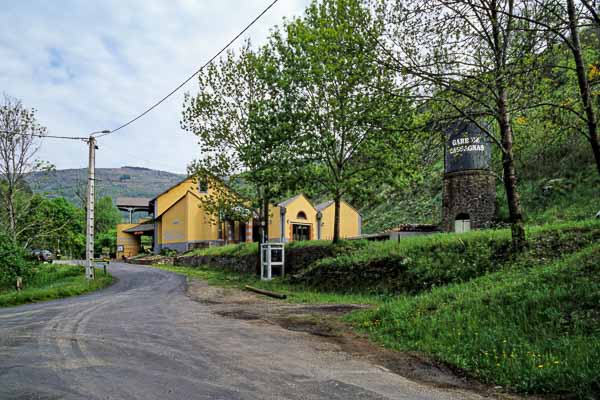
(0, 0, 309, 173)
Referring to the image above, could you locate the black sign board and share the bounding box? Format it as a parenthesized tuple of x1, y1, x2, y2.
(444, 121, 492, 173)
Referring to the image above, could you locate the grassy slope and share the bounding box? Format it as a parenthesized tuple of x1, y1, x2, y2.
(346, 244, 600, 397)
(0, 265, 114, 307)
(298, 220, 600, 293)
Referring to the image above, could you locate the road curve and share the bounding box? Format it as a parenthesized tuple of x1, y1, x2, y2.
(0, 263, 482, 400)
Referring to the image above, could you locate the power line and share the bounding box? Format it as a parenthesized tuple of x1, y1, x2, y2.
(95, 0, 280, 139)
(34, 134, 88, 140)
(0, 130, 87, 140)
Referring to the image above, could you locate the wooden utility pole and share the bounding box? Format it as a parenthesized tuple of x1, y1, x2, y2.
(85, 136, 97, 280)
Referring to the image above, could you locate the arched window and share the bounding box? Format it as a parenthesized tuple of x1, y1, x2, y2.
(454, 213, 471, 233)
(296, 211, 307, 220)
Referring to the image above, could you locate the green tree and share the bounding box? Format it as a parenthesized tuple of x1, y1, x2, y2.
(0, 94, 51, 244)
(182, 41, 302, 243)
(25, 196, 85, 258)
(94, 196, 121, 234)
(381, 0, 550, 251)
(272, 0, 415, 243)
(95, 228, 116, 257)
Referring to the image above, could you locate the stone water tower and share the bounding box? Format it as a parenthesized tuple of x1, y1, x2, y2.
(441, 121, 496, 233)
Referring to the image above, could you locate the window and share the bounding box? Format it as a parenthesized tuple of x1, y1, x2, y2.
(454, 213, 471, 233)
(296, 211, 307, 220)
(198, 178, 208, 193)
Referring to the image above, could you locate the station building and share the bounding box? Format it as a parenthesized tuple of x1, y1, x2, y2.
(116, 177, 362, 258)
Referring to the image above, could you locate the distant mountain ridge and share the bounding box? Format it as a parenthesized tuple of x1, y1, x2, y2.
(27, 166, 186, 205)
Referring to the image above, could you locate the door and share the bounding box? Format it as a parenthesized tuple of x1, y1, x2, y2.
(454, 214, 471, 233)
(292, 224, 310, 241)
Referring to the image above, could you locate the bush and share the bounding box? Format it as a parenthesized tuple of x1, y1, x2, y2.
(0, 233, 36, 290)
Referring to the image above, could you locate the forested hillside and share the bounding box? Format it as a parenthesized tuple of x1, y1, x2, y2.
(27, 166, 185, 206)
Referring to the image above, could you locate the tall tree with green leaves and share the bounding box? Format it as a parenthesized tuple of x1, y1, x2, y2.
(0, 94, 51, 244)
(272, 0, 415, 243)
(94, 196, 121, 234)
(181, 42, 301, 243)
(507, 0, 600, 175)
(380, 0, 550, 251)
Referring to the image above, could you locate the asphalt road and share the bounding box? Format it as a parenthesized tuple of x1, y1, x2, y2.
(0, 263, 483, 400)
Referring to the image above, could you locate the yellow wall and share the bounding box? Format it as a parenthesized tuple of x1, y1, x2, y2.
(267, 204, 282, 241)
(116, 223, 141, 259)
(161, 195, 188, 244)
(155, 177, 249, 246)
(319, 201, 361, 240)
(155, 177, 197, 217)
(186, 191, 220, 242)
(268, 195, 318, 241)
(284, 195, 317, 241)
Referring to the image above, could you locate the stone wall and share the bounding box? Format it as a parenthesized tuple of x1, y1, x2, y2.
(441, 170, 496, 232)
(173, 245, 341, 276)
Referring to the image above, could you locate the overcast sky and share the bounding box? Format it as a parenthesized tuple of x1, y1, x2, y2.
(0, 0, 310, 174)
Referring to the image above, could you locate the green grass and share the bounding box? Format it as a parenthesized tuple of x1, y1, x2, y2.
(298, 219, 600, 293)
(147, 263, 383, 305)
(180, 239, 358, 258)
(506, 166, 600, 225)
(0, 265, 114, 307)
(346, 244, 600, 397)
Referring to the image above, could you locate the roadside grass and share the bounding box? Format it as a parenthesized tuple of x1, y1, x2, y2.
(0, 265, 114, 307)
(345, 244, 600, 397)
(148, 263, 384, 305)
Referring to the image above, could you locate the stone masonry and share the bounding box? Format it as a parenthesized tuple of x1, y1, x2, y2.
(442, 170, 496, 232)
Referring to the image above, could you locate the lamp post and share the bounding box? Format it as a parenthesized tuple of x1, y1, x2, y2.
(85, 130, 110, 280)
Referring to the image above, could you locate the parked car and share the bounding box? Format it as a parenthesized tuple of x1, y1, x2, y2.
(31, 249, 54, 263)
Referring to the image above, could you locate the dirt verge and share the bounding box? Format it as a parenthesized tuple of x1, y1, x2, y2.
(185, 278, 527, 399)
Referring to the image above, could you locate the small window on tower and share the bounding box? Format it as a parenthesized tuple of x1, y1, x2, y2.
(296, 211, 307, 220)
(198, 178, 208, 193)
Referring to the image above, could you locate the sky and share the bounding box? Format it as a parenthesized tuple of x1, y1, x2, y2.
(0, 0, 310, 174)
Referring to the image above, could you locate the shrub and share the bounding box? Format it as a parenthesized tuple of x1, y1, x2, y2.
(0, 233, 36, 290)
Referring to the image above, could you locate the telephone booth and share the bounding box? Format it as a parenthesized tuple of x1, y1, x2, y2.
(261, 243, 285, 280)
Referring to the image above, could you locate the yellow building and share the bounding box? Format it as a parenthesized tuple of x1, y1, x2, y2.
(116, 176, 252, 257)
(116, 223, 143, 259)
(315, 200, 362, 240)
(268, 194, 318, 241)
(267, 194, 362, 242)
(151, 176, 252, 253)
(116, 184, 362, 257)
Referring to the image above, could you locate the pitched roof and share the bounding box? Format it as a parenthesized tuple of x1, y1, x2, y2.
(277, 193, 304, 207)
(314, 199, 363, 216)
(122, 223, 154, 233)
(315, 200, 334, 212)
(116, 197, 151, 209)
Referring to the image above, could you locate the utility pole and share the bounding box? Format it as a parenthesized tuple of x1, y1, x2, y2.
(85, 136, 97, 280)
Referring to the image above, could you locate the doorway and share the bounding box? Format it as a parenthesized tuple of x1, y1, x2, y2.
(292, 224, 310, 241)
(454, 213, 471, 233)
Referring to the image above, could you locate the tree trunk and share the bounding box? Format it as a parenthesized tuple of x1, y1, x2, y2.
(262, 196, 270, 241)
(6, 185, 16, 243)
(256, 196, 270, 276)
(333, 195, 341, 244)
(498, 94, 526, 252)
(567, 0, 600, 175)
